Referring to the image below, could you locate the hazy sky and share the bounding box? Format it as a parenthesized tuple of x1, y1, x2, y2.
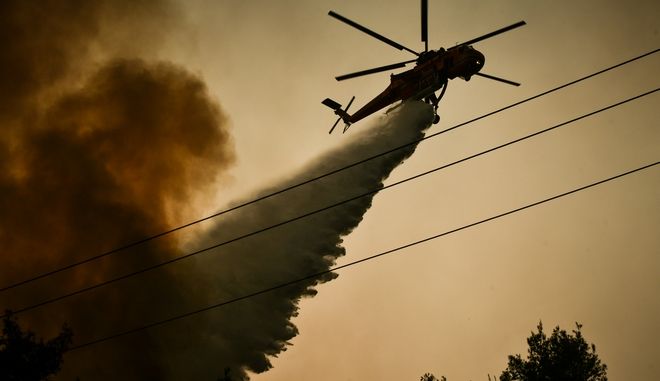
(1, 0, 657, 380)
(168, 1, 658, 380)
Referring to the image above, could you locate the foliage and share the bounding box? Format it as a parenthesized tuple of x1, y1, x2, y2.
(421, 373, 446, 381)
(500, 322, 607, 381)
(0, 311, 73, 381)
(420, 322, 607, 381)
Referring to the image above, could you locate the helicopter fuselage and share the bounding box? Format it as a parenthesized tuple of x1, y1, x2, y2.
(349, 45, 485, 124)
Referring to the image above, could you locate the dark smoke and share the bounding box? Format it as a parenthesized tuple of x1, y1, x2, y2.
(0, 1, 234, 380)
(0, 1, 99, 121)
(0, 0, 180, 124)
(1, 60, 235, 380)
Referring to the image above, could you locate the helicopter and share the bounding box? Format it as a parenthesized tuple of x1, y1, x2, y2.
(322, 0, 525, 133)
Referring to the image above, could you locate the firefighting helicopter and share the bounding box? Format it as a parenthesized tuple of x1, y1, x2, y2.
(322, 0, 526, 133)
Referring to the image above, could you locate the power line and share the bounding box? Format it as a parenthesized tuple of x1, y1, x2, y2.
(2, 48, 656, 293)
(8, 87, 658, 318)
(67, 161, 659, 352)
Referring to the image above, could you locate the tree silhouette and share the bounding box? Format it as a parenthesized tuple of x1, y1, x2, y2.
(420, 322, 607, 381)
(421, 373, 446, 381)
(0, 311, 73, 381)
(500, 322, 607, 381)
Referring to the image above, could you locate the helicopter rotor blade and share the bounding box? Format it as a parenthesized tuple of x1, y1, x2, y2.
(336, 59, 417, 81)
(329, 11, 420, 56)
(474, 72, 520, 86)
(458, 21, 526, 46)
(421, 0, 428, 52)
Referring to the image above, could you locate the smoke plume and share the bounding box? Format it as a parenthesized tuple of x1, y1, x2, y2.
(0, 1, 234, 380)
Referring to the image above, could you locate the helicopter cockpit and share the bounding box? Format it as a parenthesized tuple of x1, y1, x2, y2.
(455, 45, 485, 81)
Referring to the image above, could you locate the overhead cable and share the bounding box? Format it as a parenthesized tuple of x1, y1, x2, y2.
(2, 48, 656, 293)
(7, 87, 657, 317)
(67, 160, 659, 352)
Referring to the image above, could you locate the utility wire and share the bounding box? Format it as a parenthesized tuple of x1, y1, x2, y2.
(67, 160, 659, 352)
(8, 87, 658, 318)
(1, 48, 656, 293)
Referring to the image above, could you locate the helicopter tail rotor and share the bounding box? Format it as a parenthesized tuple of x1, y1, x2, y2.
(322, 96, 355, 134)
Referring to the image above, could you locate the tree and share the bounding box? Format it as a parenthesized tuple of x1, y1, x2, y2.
(500, 322, 607, 381)
(420, 322, 607, 381)
(421, 373, 446, 381)
(0, 311, 73, 381)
